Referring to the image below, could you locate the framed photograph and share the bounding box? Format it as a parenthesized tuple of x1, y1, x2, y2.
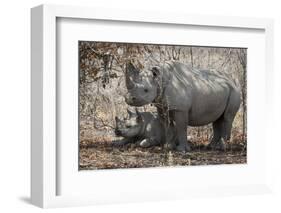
(31, 4, 274, 208)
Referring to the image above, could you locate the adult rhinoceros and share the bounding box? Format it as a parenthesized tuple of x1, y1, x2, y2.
(124, 61, 241, 152)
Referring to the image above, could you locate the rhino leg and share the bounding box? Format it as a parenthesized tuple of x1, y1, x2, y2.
(208, 114, 236, 151)
(139, 139, 150, 147)
(166, 125, 178, 147)
(139, 138, 160, 148)
(160, 110, 177, 150)
(221, 89, 240, 142)
(222, 118, 233, 141)
(164, 125, 177, 150)
(174, 111, 191, 152)
(208, 88, 240, 151)
(113, 138, 132, 146)
(208, 118, 225, 150)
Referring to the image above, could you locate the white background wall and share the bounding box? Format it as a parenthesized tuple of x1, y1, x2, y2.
(0, 0, 280, 212)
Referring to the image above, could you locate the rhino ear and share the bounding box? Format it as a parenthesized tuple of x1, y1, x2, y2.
(151, 67, 160, 78)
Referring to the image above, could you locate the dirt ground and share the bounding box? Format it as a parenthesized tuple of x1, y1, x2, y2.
(79, 139, 247, 170)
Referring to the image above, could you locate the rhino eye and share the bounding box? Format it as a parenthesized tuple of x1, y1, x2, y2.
(144, 88, 148, 93)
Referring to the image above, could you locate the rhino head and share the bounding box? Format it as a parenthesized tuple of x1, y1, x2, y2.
(125, 62, 160, 106)
(115, 109, 144, 138)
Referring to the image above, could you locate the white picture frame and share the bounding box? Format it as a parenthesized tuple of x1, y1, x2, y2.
(31, 4, 274, 208)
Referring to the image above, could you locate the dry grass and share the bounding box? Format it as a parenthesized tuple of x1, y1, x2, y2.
(79, 135, 246, 170)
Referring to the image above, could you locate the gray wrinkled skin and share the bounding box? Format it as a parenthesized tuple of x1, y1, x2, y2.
(115, 109, 177, 147)
(125, 61, 241, 152)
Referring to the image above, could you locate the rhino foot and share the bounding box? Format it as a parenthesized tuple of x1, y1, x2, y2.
(176, 143, 191, 153)
(208, 139, 226, 151)
(113, 139, 130, 146)
(139, 139, 151, 148)
(164, 142, 176, 151)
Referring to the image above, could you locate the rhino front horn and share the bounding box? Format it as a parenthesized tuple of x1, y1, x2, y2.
(125, 75, 135, 89)
(125, 62, 138, 89)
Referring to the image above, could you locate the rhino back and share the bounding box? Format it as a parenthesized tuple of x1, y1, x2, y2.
(160, 61, 241, 126)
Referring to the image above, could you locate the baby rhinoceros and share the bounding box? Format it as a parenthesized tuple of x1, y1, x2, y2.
(115, 109, 170, 148)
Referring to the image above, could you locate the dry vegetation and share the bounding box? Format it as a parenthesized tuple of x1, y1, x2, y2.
(79, 41, 247, 170)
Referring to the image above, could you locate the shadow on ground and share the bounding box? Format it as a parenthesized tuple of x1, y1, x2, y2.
(79, 140, 246, 170)
(18, 196, 31, 205)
